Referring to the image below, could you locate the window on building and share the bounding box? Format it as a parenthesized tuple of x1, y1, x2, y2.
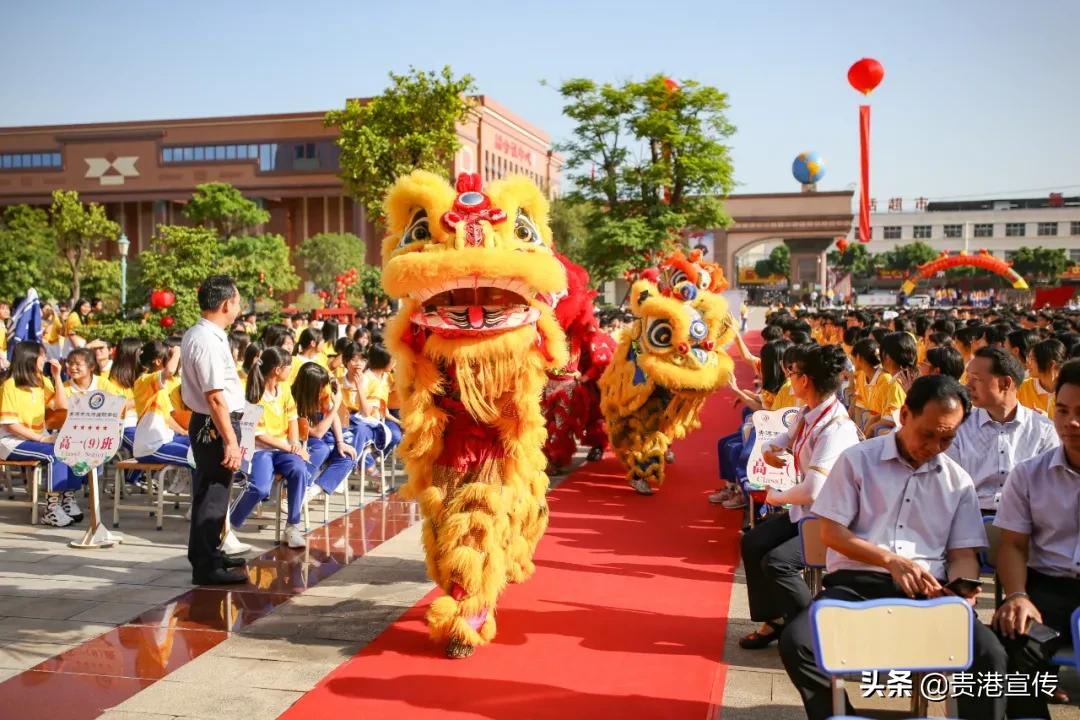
(1070, 249, 1080, 264)
(1038, 222, 1059, 236)
(883, 226, 902, 239)
(1071, 221, 1080, 236)
(1005, 222, 1026, 237)
(974, 223, 993, 237)
(0, 150, 63, 170)
(943, 224, 962, 238)
(912, 225, 931, 239)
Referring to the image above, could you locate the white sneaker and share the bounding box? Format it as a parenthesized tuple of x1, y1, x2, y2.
(42, 499, 74, 527)
(184, 506, 192, 521)
(61, 491, 83, 522)
(630, 478, 654, 496)
(219, 529, 252, 556)
(167, 473, 191, 495)
(283, 524, 307, 549)
(304, 483, 323, 503)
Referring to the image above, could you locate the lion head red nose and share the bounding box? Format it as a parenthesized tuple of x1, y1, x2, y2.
(677, 342, 690, 355)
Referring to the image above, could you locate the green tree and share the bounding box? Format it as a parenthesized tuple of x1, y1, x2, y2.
(217, 234, 299, 305)
(755, 244, 791, 282)
(548, 197, 592, 269)
(296, 232, 368, 290)
(349, 264, 389, 308)
(49, 190, 120, 303)
(826, 243, 873, 278)
(139, 225, 220, 329)
(183, 182, 269, 237)
(879, 241, 938, 272)
(553, 74, 736, 283)
(1009, 246, 1069, 284)
(576, 216, 657, 286)
(327, 66, 477, 217)
(0, 206, 56, 302)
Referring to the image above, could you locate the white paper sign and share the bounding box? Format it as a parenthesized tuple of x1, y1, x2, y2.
(55, 391, 126, 476)
(238, 402, 264, 476)
(745, 408, 801, 491)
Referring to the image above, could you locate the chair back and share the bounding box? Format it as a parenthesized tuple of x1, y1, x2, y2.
(799, 516, 828, 568)
(811, 597, 974, 674)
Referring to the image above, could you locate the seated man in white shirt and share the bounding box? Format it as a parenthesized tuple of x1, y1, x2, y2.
(992, 359, 1080, 720)
(949, 347, 1058, 514)
(778, 375, 1007, 720)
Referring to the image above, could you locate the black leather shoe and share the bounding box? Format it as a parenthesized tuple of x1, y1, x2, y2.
(586, 447, 604, 462)
(221, 555, 247, 569)
(192, 568, 248, 585)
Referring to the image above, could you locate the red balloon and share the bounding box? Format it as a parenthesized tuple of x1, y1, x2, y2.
(836, 239, 849, 253)
(663, 77, 680, 93)
(150, 289, 175, 310)
(848, 58, 885, 95)
(159, 315, 175, 329)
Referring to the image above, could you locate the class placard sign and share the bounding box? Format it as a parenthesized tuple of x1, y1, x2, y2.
(238, 402, 264, 476)
(55, 391, 126, 476)
(746, 408, 800, 491)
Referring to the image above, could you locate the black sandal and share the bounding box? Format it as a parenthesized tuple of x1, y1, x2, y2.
(739, 620, 784, 650)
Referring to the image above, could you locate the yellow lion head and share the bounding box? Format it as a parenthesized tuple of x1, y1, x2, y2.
(381, 171, 566, 350)
(624, 279, 734, 392)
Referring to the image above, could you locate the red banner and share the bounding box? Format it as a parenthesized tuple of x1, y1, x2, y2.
(859, 105, 871, 243)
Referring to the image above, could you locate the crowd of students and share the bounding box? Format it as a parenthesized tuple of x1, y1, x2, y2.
(0, 309, 403, 551)
(718, 303, 1080, 720)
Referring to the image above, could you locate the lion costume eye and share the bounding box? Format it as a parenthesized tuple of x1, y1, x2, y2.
(670, 269, 689, 287)
(645, 319, 673, 349)
(514, 210, 543, 245)
(398, 209, 430, 249)
(697, 269, 712, 290)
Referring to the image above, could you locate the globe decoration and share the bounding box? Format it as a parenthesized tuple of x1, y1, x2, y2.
(792, 152, 826, 185)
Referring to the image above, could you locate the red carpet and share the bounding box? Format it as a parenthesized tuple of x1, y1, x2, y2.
(280, 350, 756, 719)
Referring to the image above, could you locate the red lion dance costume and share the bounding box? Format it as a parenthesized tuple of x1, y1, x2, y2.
(381, 171, 568, 658)
(542, 254, 616, 472)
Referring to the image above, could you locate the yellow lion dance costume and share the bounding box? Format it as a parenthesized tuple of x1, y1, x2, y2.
(381, 170, 568, 658)
(599, 266, 734, 495)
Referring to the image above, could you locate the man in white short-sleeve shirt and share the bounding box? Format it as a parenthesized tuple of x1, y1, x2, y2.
(778, 375, 1007, 720)
(991, 360, 1080, 719)
(948, 347, 1058, 511)
(181, 275, 246, 585)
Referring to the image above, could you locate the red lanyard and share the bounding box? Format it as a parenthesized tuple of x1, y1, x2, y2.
(793, 397, 838, 475)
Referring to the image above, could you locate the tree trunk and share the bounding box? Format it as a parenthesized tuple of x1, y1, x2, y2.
(66, 249, 81, 305)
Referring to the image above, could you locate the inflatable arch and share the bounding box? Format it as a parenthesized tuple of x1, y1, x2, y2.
(900, 250, 1029, 295)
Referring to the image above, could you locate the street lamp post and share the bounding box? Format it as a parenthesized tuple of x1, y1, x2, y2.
(117, 233, 130, 311)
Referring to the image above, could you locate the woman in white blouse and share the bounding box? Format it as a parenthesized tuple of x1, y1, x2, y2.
(737, 344, 861, 649)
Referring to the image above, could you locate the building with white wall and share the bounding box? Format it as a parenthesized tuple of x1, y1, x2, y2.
(858, 195, 1080, 265)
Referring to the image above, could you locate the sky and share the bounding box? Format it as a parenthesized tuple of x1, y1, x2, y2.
(3, 0, 1079, 203)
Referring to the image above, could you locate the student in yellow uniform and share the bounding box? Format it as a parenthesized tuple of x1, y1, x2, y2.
(0, 342, 72, 526)
(867, 332, 919, 436)
(132, 341, 190, 467)
(1019, 338, 1066, 416)
(849, 338, 889, 432)
(64, 299, 92, 349)
(108, 338, 141, 461)
(41, 304, 64, 360)
(357, 345, 402, 459)
(296, 328, 328, 370)
(229, 347, 310, 549)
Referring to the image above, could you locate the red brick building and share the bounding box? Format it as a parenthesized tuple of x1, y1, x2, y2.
(0, 96, 562, 276)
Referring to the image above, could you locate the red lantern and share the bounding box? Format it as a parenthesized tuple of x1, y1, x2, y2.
(150, 289, 175, 310)
(159, 315, 175, 329)
(836, 239, 849, 254)
(663, 77, 680, 93)
(848, 58, 885, 95)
